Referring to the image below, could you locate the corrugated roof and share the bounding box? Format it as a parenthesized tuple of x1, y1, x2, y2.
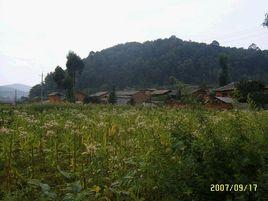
(116, 90, 138, 96)
(215, 82, 236, 91)
(151, 89, 171, 96)
(48, 92, 62, 96)
(90, 91, 108, 97)
(169, 90, 178, 96)
(215, 96, 235, 104)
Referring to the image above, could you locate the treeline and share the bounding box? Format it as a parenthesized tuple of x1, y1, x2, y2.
(30, 36, 268, 98)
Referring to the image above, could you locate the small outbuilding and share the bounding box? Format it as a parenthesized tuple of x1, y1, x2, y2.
(150, 89, 171, 101)
(206, 96, 234, 110)
(48, 92, 63, 103)
(75, 91, 87, 102)
(116, 90, 150, 105)
(89, 91, 109, 103)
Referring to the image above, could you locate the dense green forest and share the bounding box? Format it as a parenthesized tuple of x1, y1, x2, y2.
(30, 36, 268, 97)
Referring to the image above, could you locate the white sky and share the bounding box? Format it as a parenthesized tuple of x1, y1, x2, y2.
(0, 0, 268, 86)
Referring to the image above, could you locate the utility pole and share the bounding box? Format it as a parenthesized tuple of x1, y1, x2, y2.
(14, 89, 17, 106)
(73, 71, 75, 103)
(40, 72, 44, 103)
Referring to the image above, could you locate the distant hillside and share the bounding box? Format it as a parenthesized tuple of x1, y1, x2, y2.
(0, 84, 31, 102)
(76, 36, 268, 91)
(2, 84, 31, 92)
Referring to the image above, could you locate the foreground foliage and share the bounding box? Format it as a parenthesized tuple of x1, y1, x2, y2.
(0, 104, 268, 200)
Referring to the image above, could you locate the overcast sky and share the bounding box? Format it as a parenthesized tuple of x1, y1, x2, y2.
(0, 0, 267, 86)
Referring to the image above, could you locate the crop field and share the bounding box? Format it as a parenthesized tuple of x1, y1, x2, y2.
(0, 104, 268, 201)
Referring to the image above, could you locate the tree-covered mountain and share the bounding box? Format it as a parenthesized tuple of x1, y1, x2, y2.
(77, 36, 268, 90)
(30, 36, 268, 97)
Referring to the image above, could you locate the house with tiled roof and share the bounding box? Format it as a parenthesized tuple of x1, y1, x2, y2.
(48, 92, 64, 103)
(116, 90, 150, 105)
(214, 82, 237, 97)
(89, 91, 109, 103)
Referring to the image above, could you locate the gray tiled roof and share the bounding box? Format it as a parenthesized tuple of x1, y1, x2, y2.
(90, 91, 108, 97)
(48, 92, 63, 96)
(116, 90, 139, 96)
(215, 96, 235, 104)
(151, 89, 171, 96)
(215, 82, 237, 91)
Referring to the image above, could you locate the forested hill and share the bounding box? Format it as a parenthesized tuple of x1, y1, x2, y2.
(76, 36, 268, 91)
(29, 36, 268, 98)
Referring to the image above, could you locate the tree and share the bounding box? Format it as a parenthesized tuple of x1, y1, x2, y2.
(218, 54, 229, 86)
(77, 36, 268, 91)
(233, 80, 266, 107)
(63, 75, 74, 102)
(53, 66, 65, 89)
(169, 76, 198, 104)
(169, 76, 188, 97)
(108, 86, 117, 104)
(44, 72, 57, 93)
(29, 73, 57, 99)
(263, 13, 268, 27)
(210, 40, 220, 47)
(29, 84, 42, 99)
(66, 51, 85, 101)
(248, 43, 260, 51)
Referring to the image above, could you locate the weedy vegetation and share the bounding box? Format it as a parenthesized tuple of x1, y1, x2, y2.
(0, 104, 268, 200)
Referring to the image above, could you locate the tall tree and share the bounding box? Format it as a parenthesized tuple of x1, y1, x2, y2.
(248, 43, 260, 51)
(29, 84, 42, 99)
(63, 75, 74, 102)
(218, 54, 229, 86)
(263, 13, 268, 27)
(210, 40, 220, 47)
(53, 66, 65, 90)
(44, 72, 57, 95)
(169, 76, 189, 97)
(233, 80, 267, 107)
(108, 86, 117, 104)
(66, 51, 84, 101)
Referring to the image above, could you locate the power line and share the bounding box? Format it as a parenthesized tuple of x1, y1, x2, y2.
(190, 26, 267, 46)
(190, 26, 259, 40)
(220, 32, 267, 43)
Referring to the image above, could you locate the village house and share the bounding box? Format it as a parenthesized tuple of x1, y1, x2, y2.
(168, 90, 180, 99)
(180, 86, 209, 101)
(264, 85, 268, 94)
(206, 96, 234, 110)
(165, 86, 209, 107)
(116, 90, 150, 105)
(214, 82, 236, 97)
(215, 82, 268, 97)
(75, 91, 87, 103)
(190, 87, 208, 99)
(48, 92, 63, 104)
(168, 86, 209, 101)
(150, 89, 172, 101)
(89, 91, 109, 103)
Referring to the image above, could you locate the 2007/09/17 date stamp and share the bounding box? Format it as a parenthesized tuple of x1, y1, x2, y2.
(210, 184, 257, 192)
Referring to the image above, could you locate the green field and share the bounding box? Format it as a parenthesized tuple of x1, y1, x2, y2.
(0, 104, 268, 201)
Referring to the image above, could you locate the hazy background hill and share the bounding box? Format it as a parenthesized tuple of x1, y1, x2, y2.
(30, 36, 268, 97)
(0, 84, 31, 102)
